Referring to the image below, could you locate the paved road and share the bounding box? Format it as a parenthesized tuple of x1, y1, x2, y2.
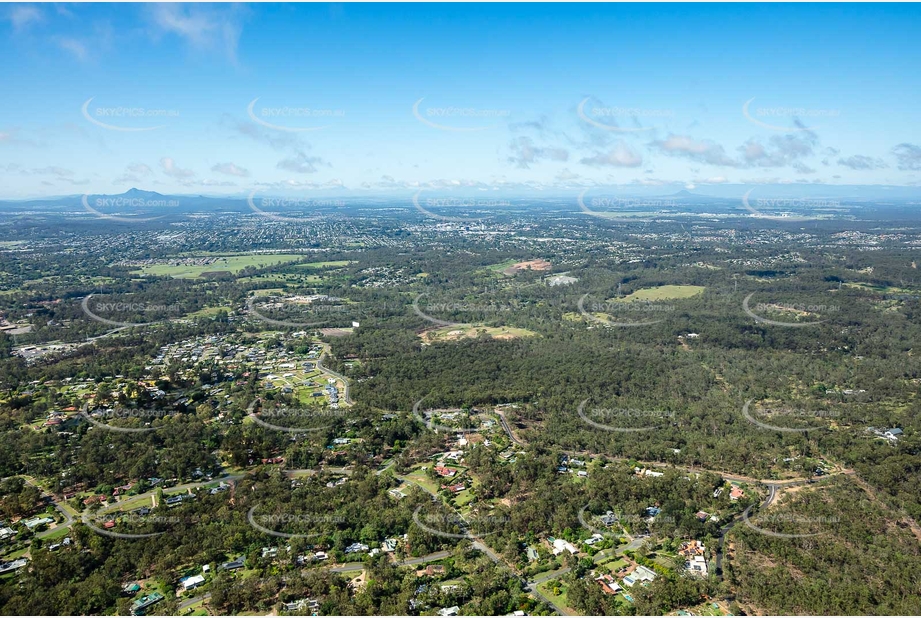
(14, 476, 75, 539)
(399, 550, 453, 566)
(714, 481, 780, 579)
(526, 567, 573, 616)
(179, 593, 211, 612)
(375, 459, 395, 476)
(316, 347, 353, 405)
(496, 410, 524, 446)
(471, 540, 505, 566)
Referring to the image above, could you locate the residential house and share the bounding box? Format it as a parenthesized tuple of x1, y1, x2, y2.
(687, 554, 708, 577)
(123, 582, 141, 595)
(634, 565, 657, 582)
(261, 547, 278, 559)
(434, 466, 456, 478)
(345, 542, 369, 554)
(600, 511, 619, 527)
(678, 540, 705, 558)
(219, 557, 246, 571)
(416, 564, 446, 577)
(595, 573, 621, 595)
(23, 516, 54, 529)
(131, 592, 164, 616)
(382, 538, 400, 552)
(551, 538, 578, 555)
(179, 574, 206, 592)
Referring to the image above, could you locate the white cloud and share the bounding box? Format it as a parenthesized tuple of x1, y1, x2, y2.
(892, 143, 921, 171)
(55, 37, 88, 61)
(837, 155, 887, 170)
(7, 4, 43, 30)
(211, 162, 250, 177)
(147, 4, 245, 63)
(507, 136, 569, 169)
(114, 163, 155, 185)
(277, 151, 326, 174)
(650, 134, 737, 167)
(580, 142, 643, 168)
(160, 157, 195, 179)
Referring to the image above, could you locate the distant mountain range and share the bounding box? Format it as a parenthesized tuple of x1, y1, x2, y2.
(1, 184, 919, 216)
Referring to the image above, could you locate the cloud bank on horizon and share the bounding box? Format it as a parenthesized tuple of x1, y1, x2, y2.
(1, 2, 920, 198)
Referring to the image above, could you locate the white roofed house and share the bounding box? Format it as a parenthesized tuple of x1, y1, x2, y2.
(179, 574, 206, 592)
(551, 538, 578, 555)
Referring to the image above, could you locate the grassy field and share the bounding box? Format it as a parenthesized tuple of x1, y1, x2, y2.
(420, 325, 537, 343)
(845, 282, 914, 294)
(295, 260, 354, 269)
(184, 306, 231, 319)
(39, 526, 72, 541)
(453, 488, 475, 508)
(1, 546, 30, 561)
(615, 285, 705, 302)
(404, 469, 440, 495)
(599, 557, 629, 571)
(485, 259, 519, 273)
(132, 254, 308, 278)
(537, 579, 572, 613)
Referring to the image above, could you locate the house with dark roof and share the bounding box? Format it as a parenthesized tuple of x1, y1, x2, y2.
(219, 557, 246, 571)
(130, 592, 164, 616)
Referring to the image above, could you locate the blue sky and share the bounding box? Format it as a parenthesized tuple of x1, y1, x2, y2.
(1, 2, 920, 198)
